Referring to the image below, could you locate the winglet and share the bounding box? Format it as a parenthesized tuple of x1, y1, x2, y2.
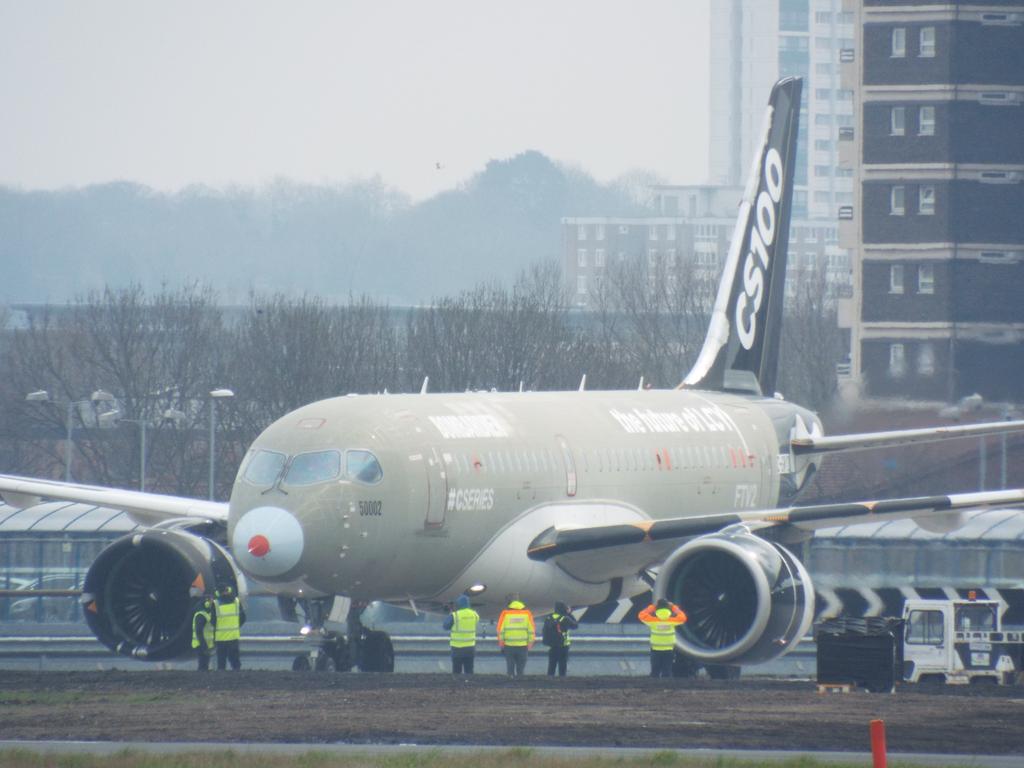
(420, 376, 429, 395)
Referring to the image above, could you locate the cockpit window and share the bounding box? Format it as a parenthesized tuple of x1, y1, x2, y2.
(284, 450, 342, 486)
(347, 449, 383, 484)
(243, 450, 287, 486)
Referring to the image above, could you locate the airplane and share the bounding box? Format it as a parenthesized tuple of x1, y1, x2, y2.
(3, 76, 1024, 675)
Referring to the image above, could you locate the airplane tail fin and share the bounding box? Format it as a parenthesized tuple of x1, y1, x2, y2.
(681, 77, 802, 396)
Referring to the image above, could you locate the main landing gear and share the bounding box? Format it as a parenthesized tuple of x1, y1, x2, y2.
(286, 596, 394, 673)
(671, 651, 741, 680)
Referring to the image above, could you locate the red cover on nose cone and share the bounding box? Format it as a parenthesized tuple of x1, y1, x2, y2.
(248, 534, 271, 558)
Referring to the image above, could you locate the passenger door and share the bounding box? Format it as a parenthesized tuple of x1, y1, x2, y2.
(424, 446, 447, 529)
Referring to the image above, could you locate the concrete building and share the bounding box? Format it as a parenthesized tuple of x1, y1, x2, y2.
(564, 1, 856, 316)
(841, 1, 1024, 402)
(710, 0, 856, 221)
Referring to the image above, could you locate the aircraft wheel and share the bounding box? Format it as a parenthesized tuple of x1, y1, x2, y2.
(291, 654, 312, 672)
(706, 664, 741, 681)
(314, 651, 337, 672)
(671, 651, 700, 678)
(360, 630, 394, 672)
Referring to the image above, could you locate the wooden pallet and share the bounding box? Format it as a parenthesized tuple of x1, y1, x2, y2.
(817, 682, 853, 694)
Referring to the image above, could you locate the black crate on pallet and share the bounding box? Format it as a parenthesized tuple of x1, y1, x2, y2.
(815, 616, 905, 693)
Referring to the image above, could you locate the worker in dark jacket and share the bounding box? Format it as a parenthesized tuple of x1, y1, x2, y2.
(442, 594, 480, 674)
(214, 585, 246, 670)
(191, 597, 216, 671)
(545, 601, 578, 677)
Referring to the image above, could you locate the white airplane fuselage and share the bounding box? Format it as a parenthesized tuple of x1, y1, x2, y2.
(228, 388, 818, 617)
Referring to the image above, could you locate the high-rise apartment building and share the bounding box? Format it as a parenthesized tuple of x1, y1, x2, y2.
(841, 1, 1024, 402)
(710, 0, 856, 221)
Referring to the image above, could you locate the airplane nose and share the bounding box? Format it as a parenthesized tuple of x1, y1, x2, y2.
(232, 506, 304, 580)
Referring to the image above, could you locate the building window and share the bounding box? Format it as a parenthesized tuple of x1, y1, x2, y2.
(890, 186, 905, 216)
(919, 185, 935, 216)
(594, 249, 605, 268)
(665, 248, 677, 267)
(917, 343, 936, 376)
(595, 224, 605, 241)
(666, 223, 676, 241)
(577, 275, 587, 294)
(647, 249, 659, 266)
(919, 106, 935, 136)
(815, 165, 831, 177)
(577, 249, 588, 268)
(919, 27, 936, 57)
(649, 226, 659, 241)
(815, 114, 832, 126)
(816, 63, 833, 75)
(918, 263, 935, 294)
(815, 139, 832, 151)
(618, 224, 629, 235)
(816, 88, 831, 100)
(890, 264, 905, 294)
(892, 27, 906, 58)
(577, 224, 587, 240)
(890, 344, 907, 378)
(890, 106, 905, 136)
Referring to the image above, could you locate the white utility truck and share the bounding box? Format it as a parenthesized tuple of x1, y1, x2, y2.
(903, 596, 1024, 685)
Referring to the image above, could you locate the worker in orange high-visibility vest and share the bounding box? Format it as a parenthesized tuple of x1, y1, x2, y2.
(496, 595, 535, 678)
(638, 598, 687, 678)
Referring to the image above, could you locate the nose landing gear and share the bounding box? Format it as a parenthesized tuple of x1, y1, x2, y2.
(284, 595, 393, 673)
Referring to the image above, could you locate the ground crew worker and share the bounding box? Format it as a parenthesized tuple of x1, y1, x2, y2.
(638, 597, 687, 678)
(191, 596, 216, 671)
(497, 595, 535, 677)
(443, 594, 480, 674)
(214, 585, 246, 670)
(545, 601, 578, 677)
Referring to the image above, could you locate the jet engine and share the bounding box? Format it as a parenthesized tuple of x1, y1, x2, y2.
(654, 527, 814, 665)
(81, 528, 238, 661)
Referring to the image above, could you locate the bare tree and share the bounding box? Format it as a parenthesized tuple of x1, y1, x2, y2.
(5, 285, 225, 495)
(225, 292, 401, 446)
(776, 265, 845, 410)
(589, 252, 716, 388)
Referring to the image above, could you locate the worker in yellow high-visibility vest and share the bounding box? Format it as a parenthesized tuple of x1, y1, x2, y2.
(638, 598, 687, 678)
(442, 594, 480, 674)
(214, 585, 246, 670)
(497, 595, 535, 678)
(191, 597, 216, 671)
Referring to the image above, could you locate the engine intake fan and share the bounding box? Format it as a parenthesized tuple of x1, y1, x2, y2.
(654, 527, 814, 665)
(82, 529, 237, 661)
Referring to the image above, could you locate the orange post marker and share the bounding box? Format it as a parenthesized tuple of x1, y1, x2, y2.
(870, 719, 887, 768)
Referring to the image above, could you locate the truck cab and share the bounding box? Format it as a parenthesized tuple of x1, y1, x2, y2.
(902, 597, 1023, 685)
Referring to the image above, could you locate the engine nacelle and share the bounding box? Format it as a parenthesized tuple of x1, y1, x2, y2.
(654, 527, 814, 666)
(82, 529, 239, 661)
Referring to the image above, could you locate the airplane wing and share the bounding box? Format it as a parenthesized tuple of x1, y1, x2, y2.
(791, 418, 1024, 456)
(527, 488, 1024, 580)
(0, 474, 228, 526)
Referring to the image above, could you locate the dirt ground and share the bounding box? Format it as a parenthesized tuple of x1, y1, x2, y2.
(2, 671, 1023, 755)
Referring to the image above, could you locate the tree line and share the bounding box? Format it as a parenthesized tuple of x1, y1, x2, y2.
(0, 261, 844, 498)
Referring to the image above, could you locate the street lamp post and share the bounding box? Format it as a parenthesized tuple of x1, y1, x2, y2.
(118, 418, 148, 492)
(26, 389, 116, 483)
(208, 388, 235, 500)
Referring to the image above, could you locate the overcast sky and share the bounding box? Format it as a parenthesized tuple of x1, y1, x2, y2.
(0, 1, 710, 201)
